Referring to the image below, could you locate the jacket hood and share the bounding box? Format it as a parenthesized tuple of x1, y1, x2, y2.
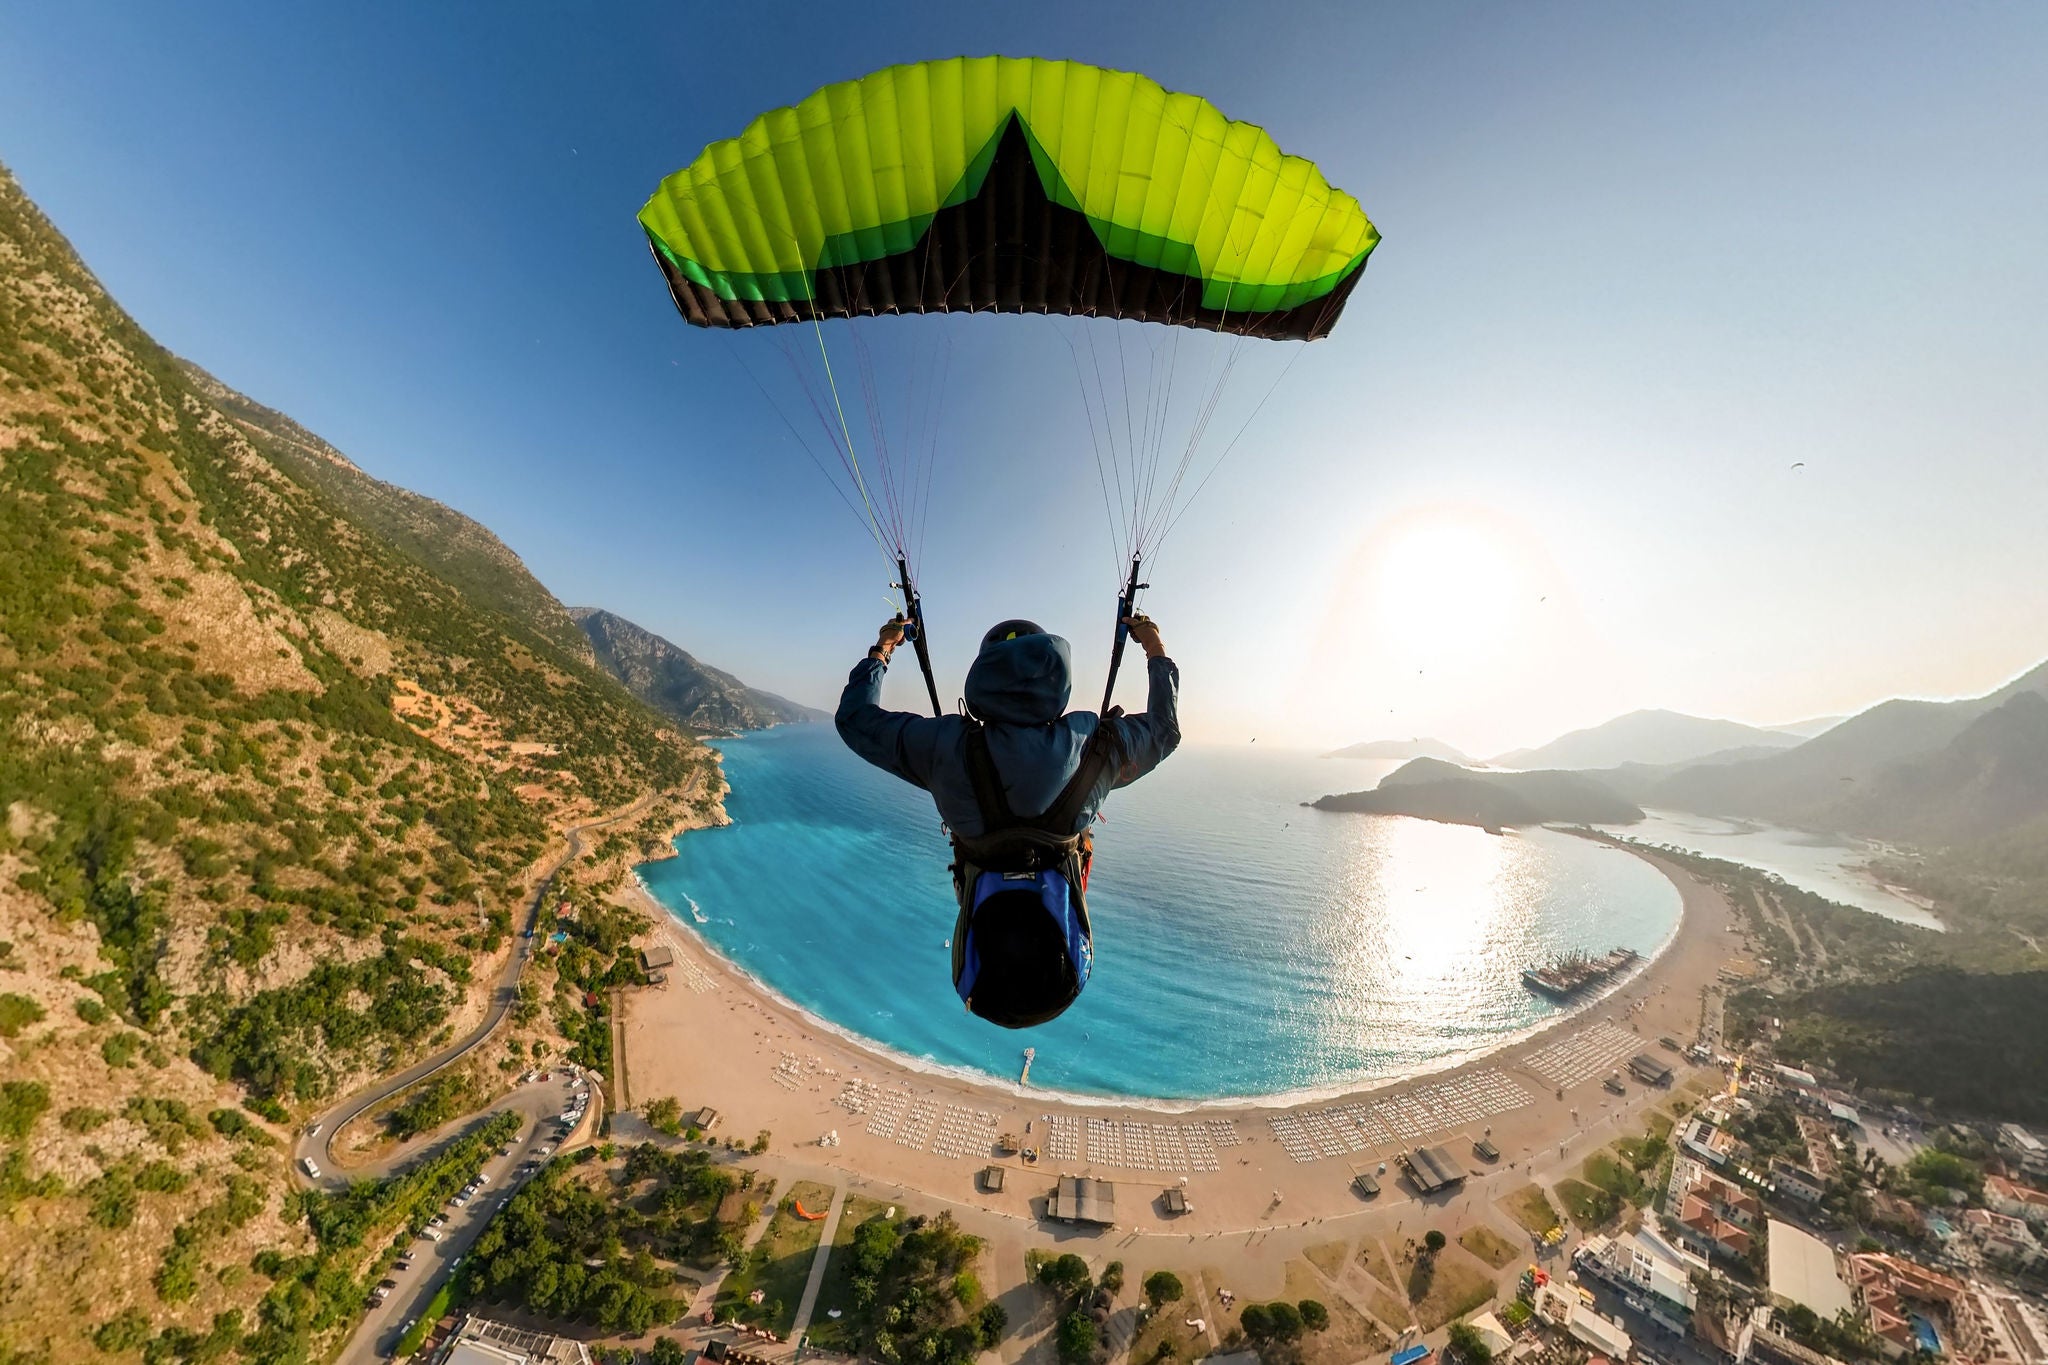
(964, 632, 1072, 725)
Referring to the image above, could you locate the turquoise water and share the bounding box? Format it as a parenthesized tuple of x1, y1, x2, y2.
(639, 726, 1683, 1103)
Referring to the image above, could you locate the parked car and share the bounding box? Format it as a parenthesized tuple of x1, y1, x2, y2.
(301, 1157, 322, 1179)
(423, 1228, 445, 1242)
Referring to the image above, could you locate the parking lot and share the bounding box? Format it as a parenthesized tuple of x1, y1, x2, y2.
(342, 1070, 594, 1363)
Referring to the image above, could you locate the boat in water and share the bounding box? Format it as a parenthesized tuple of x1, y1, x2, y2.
(1522, 946, 1641, 999)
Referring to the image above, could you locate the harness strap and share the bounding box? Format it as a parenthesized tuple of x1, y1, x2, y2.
(961, 721, 1122, 838)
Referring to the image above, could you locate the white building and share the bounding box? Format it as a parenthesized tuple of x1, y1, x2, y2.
(1963, 1208, 2046, 1271)
(1766, 1220, 1855, 1323)
(1985, 1176, 2048, 1232)
(1999, 1126, 2048, 1182)
(441, 1316, 593, 1365)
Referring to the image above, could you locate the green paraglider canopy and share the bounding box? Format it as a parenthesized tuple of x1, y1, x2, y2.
(639, 56, 1379, 339)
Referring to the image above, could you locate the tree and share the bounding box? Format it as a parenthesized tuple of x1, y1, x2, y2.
(1448, 1322, 1494, 1365)
(1239, 1304, 1272, 1340)
(1423, 1229, 1447, 1255)
(1101, 1260, 1125, 1295)
(1144, 1270, 1185, 1308)
(751, 1129, 771, 1154)
(1057, 1310, 1097, 1364)
(977, 1302, 1009, 1348)
(1298, 1300, 1330, 1332)
(1039, 1252, 1092, 1300)
(643, 1096, 682, 1135)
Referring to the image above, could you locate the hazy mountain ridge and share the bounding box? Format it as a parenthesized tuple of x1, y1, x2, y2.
(1490, 708, 1803, 770)
(1647, 657, 2048, 841)
(1310, 756, 1645, 827)
(571, 607, 824, 732)
(0, 161, 708, 1356)
(1323, 737, 1475, 763)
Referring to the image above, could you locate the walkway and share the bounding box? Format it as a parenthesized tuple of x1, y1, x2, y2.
(790, 1186, 849, 1339)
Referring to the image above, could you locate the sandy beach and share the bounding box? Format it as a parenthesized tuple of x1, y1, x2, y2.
(617, 840, 1741, 1240)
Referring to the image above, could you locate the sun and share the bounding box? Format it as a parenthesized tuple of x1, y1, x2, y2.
(1371, 512, 1529, 667)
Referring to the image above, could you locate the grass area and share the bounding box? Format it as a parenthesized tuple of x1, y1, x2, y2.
(1499, 1184, 1563, 1237)
(1583, 1152, 1650, 1206)
(1284, 1258, 1389, 1365)
(1305, 1240, 1351, 1281)
(1199, 1268, 1245, 1342)
(715, 1180, 833, 1333)
(1644, 1109, 1677, 1141)
(1399, 1245, 1497, 1332)
(395, 1283, 453, 1357)
(1458, 1225, 1520, 1270)
(1358, 1238, 1400, 1291)
(803, 1194, 893, 1350)
(1359, 1285, 1409, 1334)
(1128, 1276, 1208, 1365)
(1554, 1177, 1621, 1231)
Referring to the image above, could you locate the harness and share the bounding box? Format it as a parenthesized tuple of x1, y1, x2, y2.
(948, 720, 1123, 1025)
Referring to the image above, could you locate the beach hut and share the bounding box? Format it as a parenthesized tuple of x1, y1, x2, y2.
(1473, 1137, 1501, 1162)
(1353, 1172, 1381, 1198)
(980, 1166, 1006, 1194)
(1051, 1175, 1116, 1226)
(1401, 1146, 1469, 1195)
(640, 944, 676, 971)
(1630, 1053, 1675, 1086)
(1162, 1187, 1188, 1216)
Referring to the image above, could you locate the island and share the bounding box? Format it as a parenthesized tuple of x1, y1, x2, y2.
(1308, 756, 1645, 828)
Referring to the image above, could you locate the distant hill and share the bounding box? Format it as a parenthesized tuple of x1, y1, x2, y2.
(1491, 709, 1803, 770)
(1769, 715, 1845, 739)
(1310, 757, 1644, 827)
(1650, 658, 2048, 841)
(1323, 737, 1474, 763)
(572, 608, 823, 733)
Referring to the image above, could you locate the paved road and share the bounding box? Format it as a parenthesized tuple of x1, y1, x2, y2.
(294, 797, 648, 1186)
(344, 1073, 595, 1363)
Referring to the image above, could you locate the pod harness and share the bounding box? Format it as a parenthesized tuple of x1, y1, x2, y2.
(948, 721, 1124, 1029)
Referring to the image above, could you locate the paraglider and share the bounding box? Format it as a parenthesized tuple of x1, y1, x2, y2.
(639, 56, 1377, 1025)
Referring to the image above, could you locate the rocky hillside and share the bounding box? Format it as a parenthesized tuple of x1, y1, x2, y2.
(0, 160, 709, 1361)
(572, 607, 823, 733)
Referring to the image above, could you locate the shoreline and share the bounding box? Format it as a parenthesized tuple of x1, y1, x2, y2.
(622, 832, 1689, 1114)
(616, 820, 1741, 1232)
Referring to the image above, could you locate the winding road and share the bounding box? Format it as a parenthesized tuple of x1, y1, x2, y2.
(295, 795, 651, 1186)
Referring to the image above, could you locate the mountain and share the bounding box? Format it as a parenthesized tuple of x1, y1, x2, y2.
(180, 361, 596, 664)
(1649, 658, 2048, 840)
(571, 608, 824, 732)
(1310, 757, 1644, 827)
(1490, 709, 1804, 770)
(1769, 715, 1845, 739)
(0, 161, 712, 1358)
(1323, 737, 1474, 763)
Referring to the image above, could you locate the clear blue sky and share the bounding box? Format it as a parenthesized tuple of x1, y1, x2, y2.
(7, 3, 2045, 752)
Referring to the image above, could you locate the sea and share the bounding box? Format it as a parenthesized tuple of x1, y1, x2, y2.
(637, 724, 1687, 1105)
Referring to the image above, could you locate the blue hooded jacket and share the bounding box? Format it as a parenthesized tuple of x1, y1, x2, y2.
(835, 632, 1180, 839)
